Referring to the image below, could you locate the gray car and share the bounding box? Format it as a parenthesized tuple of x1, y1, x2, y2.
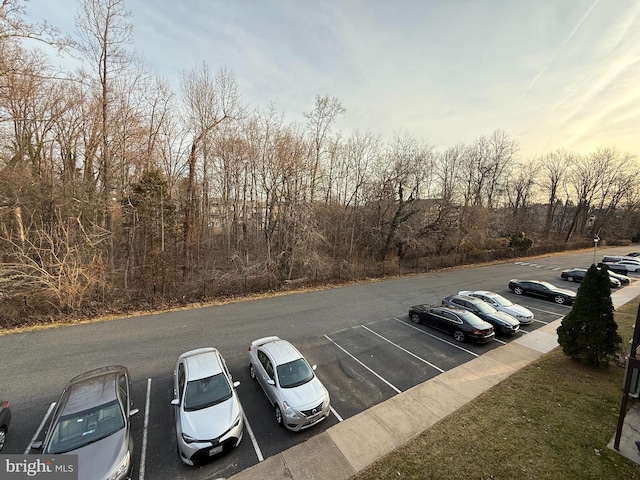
(32, 366, 139, 480)
(172, 347, 244, 465)
(248, 336, 331, 431)
(0, 399, 10, 451)
(443, 294, 520, 335)
(458, 290, 534, 324)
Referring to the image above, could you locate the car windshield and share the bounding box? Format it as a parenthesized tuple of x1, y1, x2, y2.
(460, 312, 490, 329)
(45, 399, 124, 454)
(184, 373, 232, 411)
(277, 358, 314, 388)
(490, 294, 513, 307)
(473, 301, 497, 314)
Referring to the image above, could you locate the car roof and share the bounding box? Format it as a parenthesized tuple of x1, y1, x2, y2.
(180, 347, 223, 380)
(62, 365, 126, 415)
(259, 338, 303, 365)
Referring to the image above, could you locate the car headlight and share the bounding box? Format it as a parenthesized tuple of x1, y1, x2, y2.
(182, 432, 198, 444)
(107, 450, 130, 480)
(282, 401, 302, 419)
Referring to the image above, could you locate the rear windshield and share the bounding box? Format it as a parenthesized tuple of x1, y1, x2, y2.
(460, 312, 490, 329)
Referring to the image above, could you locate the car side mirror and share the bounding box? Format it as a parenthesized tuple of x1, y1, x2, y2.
(233, 381, 240, 388)
(312, 365, 317, 371)
(267, 379, 275, 386)
(130, 408, 139, 417)
(170, 399, 179, 406)
(31, 441, 43, 450)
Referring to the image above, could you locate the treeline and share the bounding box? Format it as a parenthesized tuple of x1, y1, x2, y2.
(0, 0, 638, 327)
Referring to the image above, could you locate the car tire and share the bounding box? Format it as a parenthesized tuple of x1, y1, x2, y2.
(554, 295, 566, 304)
(275, 405, 283, 427)
(0, 427, 6, 452)
(513, 286, 524, 295)
(410, 313, 421, 324)
(567, 276, 575, 282)
(249, 363, 256, 381)
(453, 330, 465, 342)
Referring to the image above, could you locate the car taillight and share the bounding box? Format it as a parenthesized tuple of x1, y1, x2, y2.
(247, 346, 251, 352)
(1, 401, 8, 408)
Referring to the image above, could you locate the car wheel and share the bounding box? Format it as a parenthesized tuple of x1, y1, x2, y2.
(554, 295, 566, 304)
(0, 427, 6, 452)
(249, 363, 256, 380)
(410, 313, 421, 324)
(567, 276, 575, 282)
(453, 330, 465, 342)
(513, 286, 524, 295)
(275, 405, 283, 426)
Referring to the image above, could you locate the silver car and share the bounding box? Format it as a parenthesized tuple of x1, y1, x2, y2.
(32, 366, 139, 480)
(0, 398, 10, 451)
(459, 290, 534, 324)
(248, 336, 330, 431)
(172, 348, 243, 465)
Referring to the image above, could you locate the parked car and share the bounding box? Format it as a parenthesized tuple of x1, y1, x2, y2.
(627, 252, 640, 257)
(408, 304, 495, 343)
(560, 268, 622, 288)
(608, 259, 640, 273)
(607, 270, 631, 285)
(32, 366, 139, 480)
(598, 262, 629, 275)
(442, 295, 520, 335)
(458, 290, 534, 324)
(172, 347, 244, 465)
(508, 279, 576, 305)
(248, 336, 330, 431)
(0, 399, 10, 452)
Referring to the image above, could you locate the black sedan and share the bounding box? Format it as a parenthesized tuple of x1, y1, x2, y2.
(0, 399, 10, 452)
(508, 279, 576, 305)
(442, 294, 520, 335)
(560, 268, 622, 288)
(408, 305, 495, 343)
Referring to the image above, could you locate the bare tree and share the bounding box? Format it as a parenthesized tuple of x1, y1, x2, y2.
(180, 64, 242, 277)
(303, 94, 345, 203)
(75, 0, 134, 272)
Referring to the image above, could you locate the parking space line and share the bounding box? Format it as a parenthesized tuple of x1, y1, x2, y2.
(324, 334, 402, 394)
(330, 406, 344, 422)
(25, 401, 56, 454)
(493, 338, 507, 345)
(392, 318, 480, 357)
(241, 403, 264, 462)
(360, 325, 445, 373)
(139, 378, 151, 480)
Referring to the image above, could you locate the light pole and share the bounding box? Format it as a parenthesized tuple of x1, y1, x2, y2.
(593, 236, 600, 265)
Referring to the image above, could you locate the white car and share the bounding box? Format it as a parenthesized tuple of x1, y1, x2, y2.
(172, 348, 244, 465)
(458, 290, 534, 324)
(248, 336, 330, 431)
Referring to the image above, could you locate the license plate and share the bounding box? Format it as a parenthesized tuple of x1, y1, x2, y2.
(209, 445, 223, 456)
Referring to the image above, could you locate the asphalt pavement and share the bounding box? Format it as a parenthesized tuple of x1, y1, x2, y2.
(228, 280, 640, 480)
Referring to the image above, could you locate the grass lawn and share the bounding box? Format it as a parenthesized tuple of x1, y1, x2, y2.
(351, 300, 640, 480)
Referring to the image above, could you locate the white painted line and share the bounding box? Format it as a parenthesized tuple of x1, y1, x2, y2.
(392, 318, 480, 357)
(25, 402, 56, 454)
(493, 338, 507, 345)
(361, 325, 445, 373)
(324, 334, 402, 394)
(139, 378, 151, 480)
(528, 305, 567, 316)
(330, 406, 344, 422)
(240, 403, 264, 462)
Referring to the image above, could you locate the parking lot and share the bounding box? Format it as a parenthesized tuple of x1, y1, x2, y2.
(1, 249, 630, 480)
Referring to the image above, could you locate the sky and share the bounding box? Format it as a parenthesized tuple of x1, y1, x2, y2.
(21, 0, 640, 159)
